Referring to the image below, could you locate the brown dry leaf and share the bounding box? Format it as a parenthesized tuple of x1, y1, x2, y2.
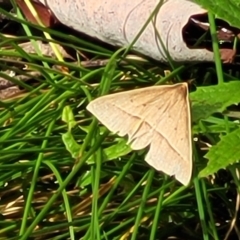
(0, 86, 22, 99)
(15, 0, 58, 27)
(3, 40, 74, 60)
(220, 49, 237, 64)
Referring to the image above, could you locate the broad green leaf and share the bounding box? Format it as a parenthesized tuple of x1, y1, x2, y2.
(62, 132, 81, 158)
(62, 106, 77, 130)
(194, 0, 240, 28)
(199, 127, 240, 177)
(106, 139, 132, 160)
(87, 138, 132, 164)
(190, 81, 240, 122)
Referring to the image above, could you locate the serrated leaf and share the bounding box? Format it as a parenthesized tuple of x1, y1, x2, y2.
(62, 106, 77, 130)
(194, 0, 240, 28)
(190, 81, 240, 122)
(62, 132, 81, 158)
(86, 138, 132, 164)
(199, 127, 240, 177)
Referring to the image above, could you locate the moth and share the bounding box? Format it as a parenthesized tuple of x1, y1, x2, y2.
(87, 83, 192, 185)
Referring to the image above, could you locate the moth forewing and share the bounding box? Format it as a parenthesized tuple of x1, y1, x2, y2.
(86, 83, 192, 185)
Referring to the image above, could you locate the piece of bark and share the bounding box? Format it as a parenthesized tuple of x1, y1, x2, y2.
(35, 0, 214, 62)
(18, 0, 239, 63)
